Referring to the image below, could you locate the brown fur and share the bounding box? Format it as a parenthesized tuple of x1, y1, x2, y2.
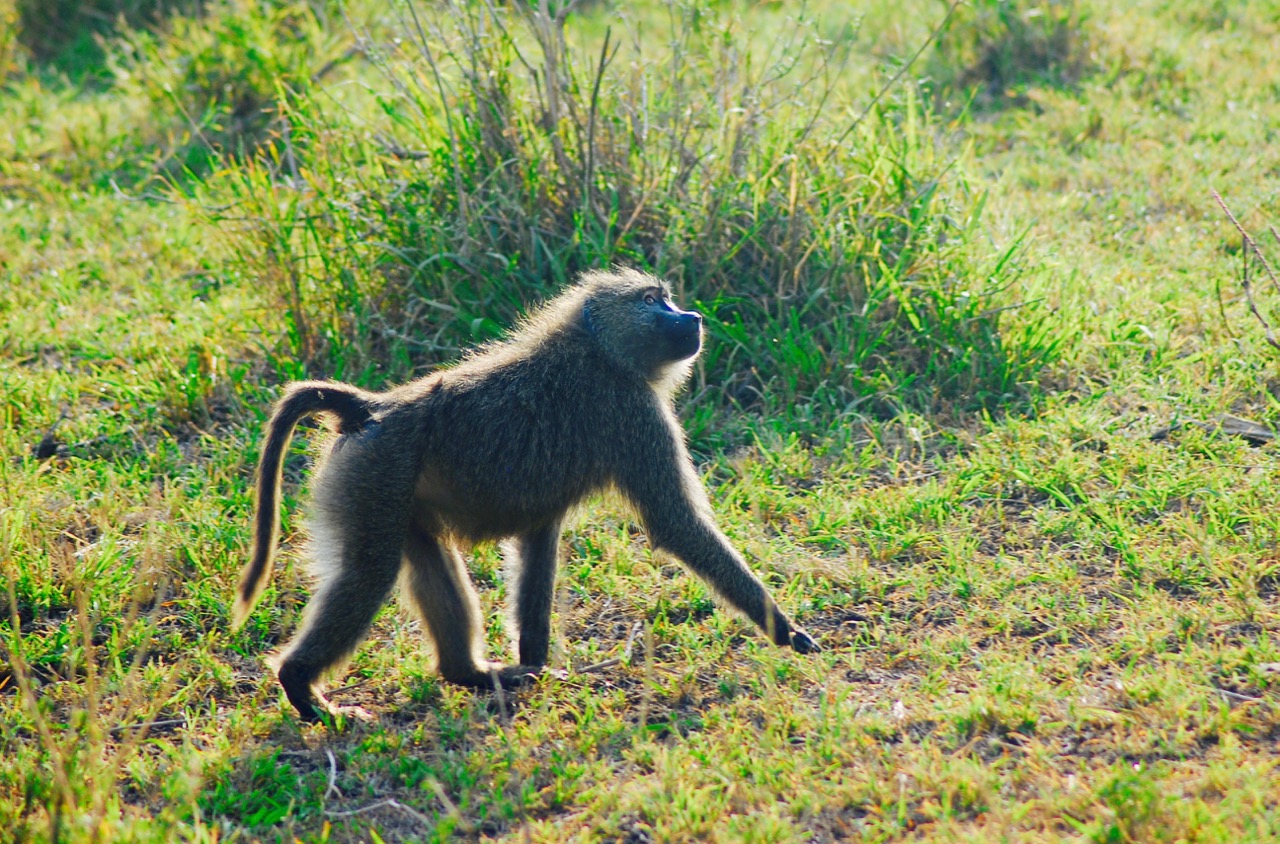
(234, 268, 818, 722)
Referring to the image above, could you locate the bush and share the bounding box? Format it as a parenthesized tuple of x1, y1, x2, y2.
(927, 0, 1094, 110)
(209, 2, 1058, 435)
(13, 0, 201, 76)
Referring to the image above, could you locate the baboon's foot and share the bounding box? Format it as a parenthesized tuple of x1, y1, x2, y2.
(495, 664, 548, 688)
(279, 682, 376, 725)
(276, 659, 333, 723)
(442, 662, 546, 690)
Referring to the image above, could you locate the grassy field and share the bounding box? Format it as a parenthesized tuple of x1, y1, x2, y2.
(3, 0, 1280, 841)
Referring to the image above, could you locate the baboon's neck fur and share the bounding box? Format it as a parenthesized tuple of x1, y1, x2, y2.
(463, 269, 695, 397)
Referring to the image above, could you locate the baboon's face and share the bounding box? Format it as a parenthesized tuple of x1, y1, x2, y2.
(585, 276, 704, 379)
(641, 286, 703, 363)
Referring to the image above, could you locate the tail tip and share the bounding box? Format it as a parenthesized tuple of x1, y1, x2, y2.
(231, 593, 253, 631)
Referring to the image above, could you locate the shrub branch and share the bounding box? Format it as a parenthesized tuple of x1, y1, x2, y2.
(1212, 188, 1280, 351)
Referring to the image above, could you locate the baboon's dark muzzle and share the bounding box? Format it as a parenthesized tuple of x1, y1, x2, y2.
(661, 309, 703, 360)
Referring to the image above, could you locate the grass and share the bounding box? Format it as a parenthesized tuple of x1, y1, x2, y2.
(3, 0, 1280, 841)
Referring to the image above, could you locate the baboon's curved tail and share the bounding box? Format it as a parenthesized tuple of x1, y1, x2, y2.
(232, 381, 378, 629)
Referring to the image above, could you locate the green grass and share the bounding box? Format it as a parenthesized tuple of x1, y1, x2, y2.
(3, 0, 1280, 841)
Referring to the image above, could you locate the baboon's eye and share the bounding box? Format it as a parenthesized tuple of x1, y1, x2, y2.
(643, 293, 657, 305)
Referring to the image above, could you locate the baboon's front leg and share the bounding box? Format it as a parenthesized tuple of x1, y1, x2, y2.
(510, 519, 562, 667)
(621, 438, 820, 654)
(653, 512, 819, 653)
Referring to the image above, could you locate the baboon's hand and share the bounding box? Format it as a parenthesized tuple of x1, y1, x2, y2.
(790, 629, 821, 654)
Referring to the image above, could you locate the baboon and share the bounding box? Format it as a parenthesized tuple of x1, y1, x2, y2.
(234, 268, 819, 722)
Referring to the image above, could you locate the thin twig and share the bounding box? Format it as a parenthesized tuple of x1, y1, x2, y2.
(639, 621, 653, 730)
(1212, 189, 1280, 350)
(1214, 190, 1280, 292)
(426, 777, 473, 834)
(310, 42, 369, 84)
(108, 717, 188, 736)
(583, 26, 617, 218)
(325, 798, 433, 829)
(620, 619, 643, 663)
(489, 667, 510, 727)
(326, 678, 371, 697)
(325, 749, 340, 800)
(577, 620, 644, 673)
(375, 135, 432, 161)
(577, 657, 620, 674)
(1212, 687, 1263, 704)
(405, 0, 469, 219)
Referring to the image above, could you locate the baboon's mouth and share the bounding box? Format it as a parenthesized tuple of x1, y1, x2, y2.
(668, 323, 702, 359)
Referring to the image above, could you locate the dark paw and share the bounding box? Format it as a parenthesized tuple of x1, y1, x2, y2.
(278, 663, 328, 722)
(462, 663, 546, 690)
(493, 664, 545, 689)
(790, 629, 821, 654)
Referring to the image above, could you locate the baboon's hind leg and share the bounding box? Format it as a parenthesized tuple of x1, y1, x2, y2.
(273, 528, 403, 722)
(402, 527, 540, 689)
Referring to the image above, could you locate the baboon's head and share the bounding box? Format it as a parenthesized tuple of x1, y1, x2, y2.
(580, 270, 703, 380)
